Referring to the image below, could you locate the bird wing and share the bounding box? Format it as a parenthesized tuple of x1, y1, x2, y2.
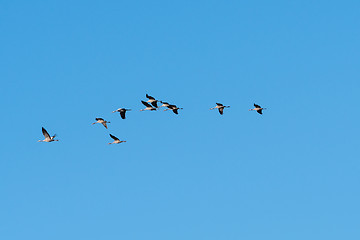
(173, 109, 178, 114)
(102, 122, 108, 129)
(142, 100, 152, 107)
(168, 104, 176, 109)
(120, 110, 126, 119)
(254, 104, 261, 108)
(218, 108, 224, 115)
(42, 127, 51, 139)
(146, 94, 155, 100)
(109, 134, 119, 141)
(216, 103, 223, 106)
(151, 101, 158, 108)
(95, 117, 104, 121)
(257, 109, 263, 114)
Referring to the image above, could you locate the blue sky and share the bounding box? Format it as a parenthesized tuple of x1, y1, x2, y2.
(1, 0, 360, 239)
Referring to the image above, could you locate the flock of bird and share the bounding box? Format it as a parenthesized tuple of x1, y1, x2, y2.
(38, 94, 267, 144)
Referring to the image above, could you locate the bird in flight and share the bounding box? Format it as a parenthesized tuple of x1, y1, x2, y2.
(146, 94, 159, 108)
(38, 127, 59, 142)
(108, 134, 126, 144)
(140, 100, 157, 111)
(92, 118, 110, 129)
(249, 103, 266, 114)
(112, 108, 131, 119)
(210, 103, 230, 115)
(164, 104, 183, 114)
(158, 101, 171, 109)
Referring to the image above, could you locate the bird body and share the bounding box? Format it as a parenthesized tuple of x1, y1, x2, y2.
(210, 103, 230, 115)
(249, 104, 266, 114)
(112, 108, 131, 119)
(108, 134, 126, 144)
(92, 118, 110, 129)
(38, 127, 59, 142)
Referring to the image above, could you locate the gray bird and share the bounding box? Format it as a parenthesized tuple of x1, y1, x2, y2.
(210, 103, 230, 115)
(92, 118, 110, 129)
(112, 108, 131, 119)
(249, 103, 266, 114)
(108, 134, 126, 144)
(38, 127, 59, 142)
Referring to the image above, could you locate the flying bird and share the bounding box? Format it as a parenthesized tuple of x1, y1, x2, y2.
(108, 134, 126, 144)
(140, 100, 157, 111)
(38, 127, 59, 142)
(146, 94, 159, 108)
(112, 108, 131, 119)
(249, 103, 266, 114)
(92, 118, 110, 129)
(158, 101, 171, 109)
(210, 103, 230, 115)
(164, 104, 183, 114)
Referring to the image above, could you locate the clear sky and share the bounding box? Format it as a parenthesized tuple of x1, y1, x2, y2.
(1, 0, 360, 239)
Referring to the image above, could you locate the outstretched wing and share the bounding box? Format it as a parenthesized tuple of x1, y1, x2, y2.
(254, 104, 261, 108)
(172, 109, 178, 114)
(120, 110, 126, 119)
(42, 127, 50, 139)
(95, 117, 104, 121)
(102, 122, 108, 129)
(218, 108, 224, 115)
(146, 94, 155, 100)
(151, 101, 158, 108)
(109, 134, 119, 141)
(216, 103, 223, 106)
(141, 100, 152, 108)
(257, 109, 263, 114)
